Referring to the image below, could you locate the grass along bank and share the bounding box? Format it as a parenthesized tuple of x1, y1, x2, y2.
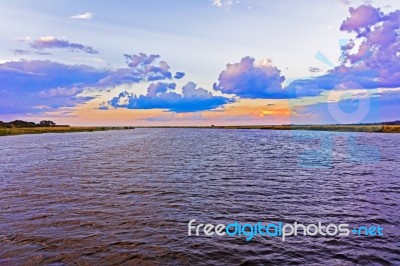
(0, 126, 135, 136)
(138, 124, 400, 133)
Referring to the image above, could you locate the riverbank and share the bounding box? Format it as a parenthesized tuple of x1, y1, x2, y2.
(1, 125, 399, 136)
(139, 125, 400, 133)
(0, 126, 135, 136)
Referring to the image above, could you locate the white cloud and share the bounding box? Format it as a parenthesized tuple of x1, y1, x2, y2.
(337, 0, 350, 5)
(12, 36, 31, 42)
(0, 58, 10, 64)
(38, 87, 81, 98)
(69, 12, 94, 20)
(212, 0, 239, 8)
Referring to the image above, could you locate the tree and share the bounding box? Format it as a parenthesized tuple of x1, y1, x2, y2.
(9, 120, 36, 127)
(39, 120, 56, 127)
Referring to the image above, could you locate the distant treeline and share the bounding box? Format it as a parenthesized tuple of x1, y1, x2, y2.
(0, 120, 69, 128)
(360, 121, 400, 125)
(284, 121, 400, 126)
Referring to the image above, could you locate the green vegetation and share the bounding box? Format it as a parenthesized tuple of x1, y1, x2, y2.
(0, 125, 135, 137)
(1, 119, 399, 136)
(0, 119, 69, 128)
(257, 125, 400, 133)
(0, 119, 135, 136)
(0, 127, 136, 136)
(0, 127, 11, 136)
(139, 124, 400, 133)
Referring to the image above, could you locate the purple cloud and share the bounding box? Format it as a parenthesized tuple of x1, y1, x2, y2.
(213, 5, 399, 100)
(124, 53, 159, 67)
(0, 60, 108, 114)
(289, 5, 400, 96)
(213, 56, 286, 98)
(98, 53, 175, 86)
(340, 6, 399, 64)
(340, 5, 383, 36)
(147, 82, 176, 96)
(0, 52, 187, 115)
(108, 82, 234, 112)
(29, 36, 99, 54)
(337, 6, 399, 87)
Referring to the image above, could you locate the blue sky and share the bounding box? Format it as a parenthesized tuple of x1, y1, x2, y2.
(0, 0, 399, 125)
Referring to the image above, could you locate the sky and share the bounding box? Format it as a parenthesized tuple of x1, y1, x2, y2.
(0, 0, 399, 126)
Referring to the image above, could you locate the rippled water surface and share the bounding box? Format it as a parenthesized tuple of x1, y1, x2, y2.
(0, 129, 399, 265)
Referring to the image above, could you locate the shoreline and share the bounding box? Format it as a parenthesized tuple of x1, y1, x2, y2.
(137, 125, 400, 133)
(0, 126, 135, 136)
(1, 125, 399, 136)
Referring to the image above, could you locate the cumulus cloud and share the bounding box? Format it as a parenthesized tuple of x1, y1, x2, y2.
(219, 5, 400, 100)
(147, 82, 176, 96)
(69, 12, 94, 20)
(0, 60, 108, 93)
(29, 36, 99, 54)
(0, 60, 107, 114)
(108, 82, 234, 112)
(213, 56, 287, 98)
(213, 5, 399, 101)
(340, 5, 383, 35)
(98, 53, 175, 86)
(306, 5, 400, 90)
(0, 52, 188, 114)
(124, 53, 172, 82)
(124, 53, 159, 67)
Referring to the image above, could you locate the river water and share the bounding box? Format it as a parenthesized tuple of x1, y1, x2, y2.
(0, 128, 399, 265)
